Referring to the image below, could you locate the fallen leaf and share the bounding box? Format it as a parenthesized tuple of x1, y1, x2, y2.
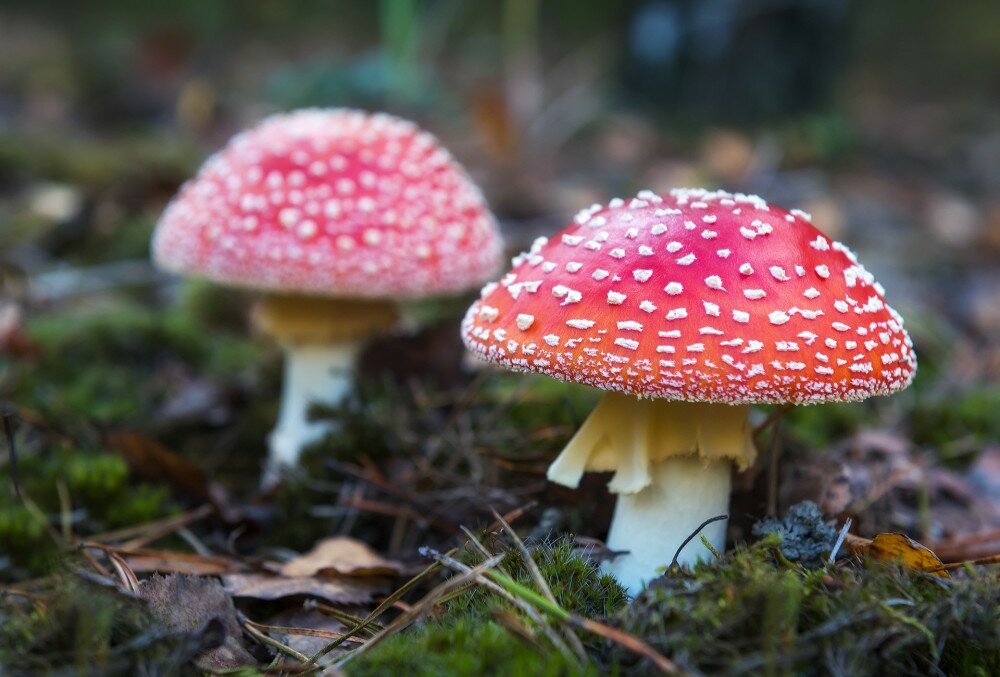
(846, 532, 949, 578)
(138, 574, 258, 671)
(105, 429, 211, 501)
(280, 536, 406, 578)
(223, 573, 389, 605)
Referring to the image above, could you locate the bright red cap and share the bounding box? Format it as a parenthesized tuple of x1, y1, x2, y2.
(462, 188, 916, 404)
(153, 109, 502, 298)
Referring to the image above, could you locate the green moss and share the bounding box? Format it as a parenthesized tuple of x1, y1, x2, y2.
(346, 618, 598, 677)
(613, 542, 1000, 675)
(4, 300, 262, 426)
(452, 538, 627, 621)
(0, 446, 177, 577)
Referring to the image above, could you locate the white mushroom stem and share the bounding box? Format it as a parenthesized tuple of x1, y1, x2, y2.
(252, 294, 399, 487)
(546, 394, 754, 595)
(264, 341, 362, 483)
(604, 456, 731, 595)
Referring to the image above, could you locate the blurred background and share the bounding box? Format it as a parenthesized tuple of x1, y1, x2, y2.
(3, 0, 1000, 569)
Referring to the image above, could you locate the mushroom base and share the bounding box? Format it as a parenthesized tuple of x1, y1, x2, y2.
(263, 342, 362, 487)
(603, 456, 731, 595)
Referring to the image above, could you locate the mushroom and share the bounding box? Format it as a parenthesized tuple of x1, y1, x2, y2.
(153, 109, 503, 483)
(461, 187, 916, 594)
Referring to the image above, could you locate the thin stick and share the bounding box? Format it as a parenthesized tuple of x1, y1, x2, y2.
(424, 547, 580, 665)
(242, 618, 311, 664)
(89, 503, 214, 545)
(244, 619, 363, 644)
(3, 412, 21, 501)
(828, 518, 853, 564)
(306, 503, 531, 664)
(478, 566, 679, 674)
(335, 555, 507, 667)
(492, 508, 588, 661)
(669, 515, 728, 568)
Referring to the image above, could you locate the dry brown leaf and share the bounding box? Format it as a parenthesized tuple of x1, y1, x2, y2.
(280, 537, 406, 578)
(138, 574, 258, 671)
(223, 573, 389, 605)
(846, 532, 949, 578)
(105, 429, 211, 501)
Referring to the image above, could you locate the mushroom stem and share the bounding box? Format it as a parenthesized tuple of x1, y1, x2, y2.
(253, 293, 399, 486)
(265, 341, 362, 482)
(545, 394, 753, 594)
(604, 455, 731, 595)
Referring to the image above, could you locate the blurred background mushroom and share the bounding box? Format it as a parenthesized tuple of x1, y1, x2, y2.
(152, 109, 502, 484)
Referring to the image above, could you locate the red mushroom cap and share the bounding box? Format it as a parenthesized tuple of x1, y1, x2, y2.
(153, 109, 502, 298)
(461, 188, 916, 404)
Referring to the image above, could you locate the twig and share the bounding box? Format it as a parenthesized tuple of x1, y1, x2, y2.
(423, 547, 581, 666)
(108, 552, 140, 594)
(3, 411, 20, 501)
(335, 554, 508, 667)
(766, 417, 783, 517)
(829, 518, 853, 564)
(475, 564, 680, 674)
(492, 508, 589, 661)
(669, 515, 728, 568)
(89, 503, 214, 546)
(306, 503, 532, 665)
(926, 553, 1000, 573)
(242, 617, 312, 664)
(244, 619, 363, 645)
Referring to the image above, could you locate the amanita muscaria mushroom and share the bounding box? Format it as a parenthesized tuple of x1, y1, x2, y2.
(461, 187, 916, 593)
(153, 109, 502, 482)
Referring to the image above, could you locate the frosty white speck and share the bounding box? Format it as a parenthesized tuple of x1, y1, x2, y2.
(704, 275, 725, 290)
(666, 308, 688, 320)
(677, 253, 696, 266)
(703, 301, 720, 316)
(615, 338, 639, 350)
(815, 265, 830, 279)
(733, 310, 750, 323)
(803, 287, 820, 299)
(618, 321, 644, 331)
(593, 269, 609, 280)
(744, 289, 766, 300)
(640, 300, 657, 313)
(739, 263, 754, 275)
(516, 314, 535, 330)
(609, 248, 626, 259)
(633, 269, 653, 282)
(607, 291, 627, 305)
(769, 311, 791, 325)
(664, 282, 683, 295)
(666, 241, 683, 253)
(769, 266, 790, 281)
(566, 319, 596, 329)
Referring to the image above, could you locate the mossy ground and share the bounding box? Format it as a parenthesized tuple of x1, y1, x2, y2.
(4, 293, 1000, 674)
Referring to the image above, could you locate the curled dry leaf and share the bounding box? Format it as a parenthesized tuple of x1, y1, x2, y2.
(223, 573, 390, 605)
(845, 532, 949, 578)
(138, 574, 258, 671)
(280, 536, 407, 578)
